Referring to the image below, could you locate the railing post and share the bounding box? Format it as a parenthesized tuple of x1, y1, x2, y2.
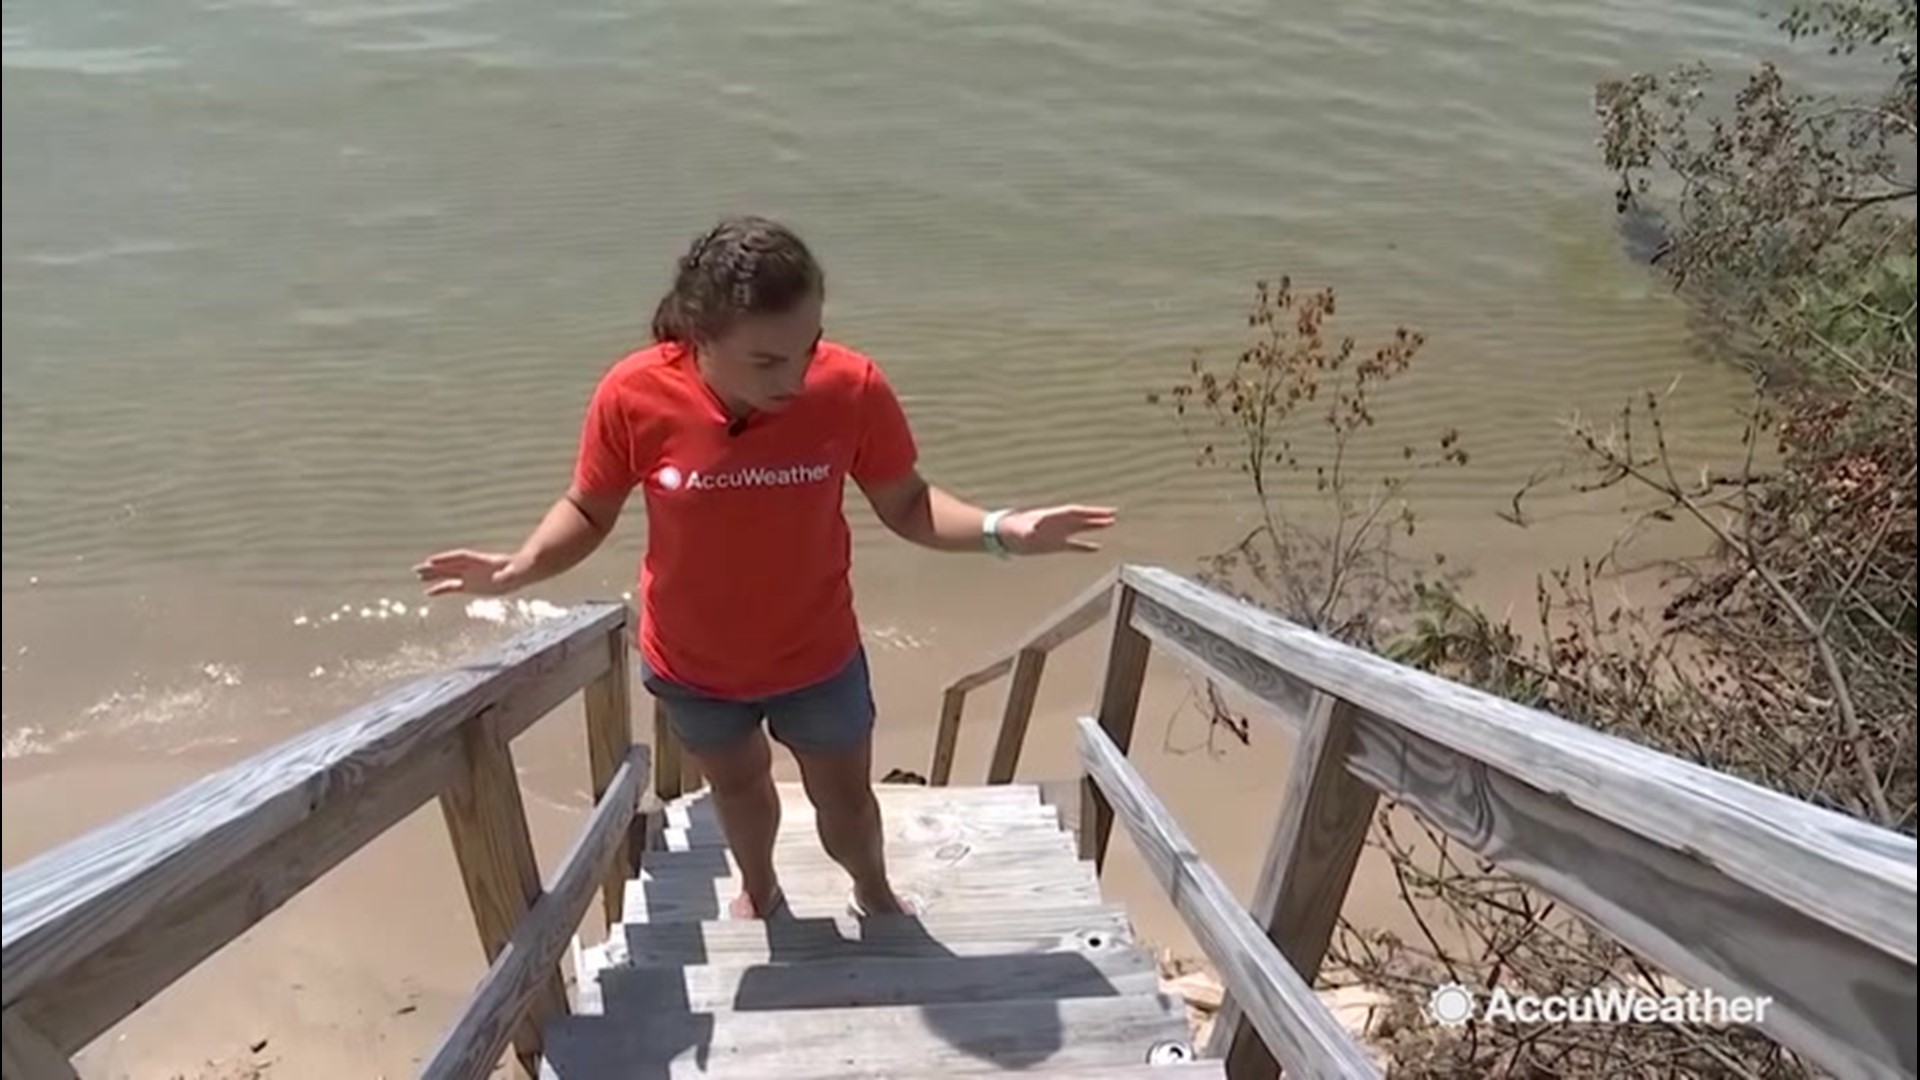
(438, 715, 568, 1078)
(582, 623, 640, 928)
(985, 648, 1049, 784)
(651, 700, 686, 802)
(929, 687, 966, 786)
(1078, 584, 1151, 868)
(1210, 691, 1379, 1078)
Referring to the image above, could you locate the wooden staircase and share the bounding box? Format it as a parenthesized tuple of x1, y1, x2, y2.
(545, 781, 1215, 1079)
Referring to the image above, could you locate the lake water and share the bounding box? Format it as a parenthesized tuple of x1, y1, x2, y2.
(0, 0, 1847, 1068)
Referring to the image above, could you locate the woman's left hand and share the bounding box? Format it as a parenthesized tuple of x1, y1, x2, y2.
(996, 505, 1118, 554)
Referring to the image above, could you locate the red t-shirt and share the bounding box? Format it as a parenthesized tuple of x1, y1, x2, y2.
(571, 340, 918, 699)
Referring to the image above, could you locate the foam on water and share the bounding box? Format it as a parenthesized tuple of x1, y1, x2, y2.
(461, 597, 571, 625)
(287, 593, 580, 631)
(866, 625, 931, 652)
(2, 592, 591, 760)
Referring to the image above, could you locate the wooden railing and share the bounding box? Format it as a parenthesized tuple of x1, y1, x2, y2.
(929, 568, 1119, 785)
(934, 564, 1919, 1080)
(1, 602, 649, 1080)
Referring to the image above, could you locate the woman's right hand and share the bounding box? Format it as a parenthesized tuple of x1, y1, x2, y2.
(413, 549, 522, 597)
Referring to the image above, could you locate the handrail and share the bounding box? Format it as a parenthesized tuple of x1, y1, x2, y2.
(422, 745, 645, 1079)
(1076, 716, 1382, 1078)
(1, 602, 647, 1080)
(928, 568, 1117, 784)
(1119, 565, 1916, 962)
(945, 564, 1918, 1080)
(1114, 563, 1916, 1079)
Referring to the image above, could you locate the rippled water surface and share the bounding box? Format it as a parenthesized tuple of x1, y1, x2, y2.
(4, 0, 1846, 758)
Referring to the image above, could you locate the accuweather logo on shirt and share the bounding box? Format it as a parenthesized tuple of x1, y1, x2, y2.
(655, 463, 833, 492)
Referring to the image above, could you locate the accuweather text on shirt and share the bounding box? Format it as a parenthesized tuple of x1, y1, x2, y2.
(657, 463, 833, 492)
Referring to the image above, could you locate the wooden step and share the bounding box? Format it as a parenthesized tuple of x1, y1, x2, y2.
(640, 834, 1081, 885)
(664, 800, 1063, 832)
(597, 948, 1159, 1013)
(651, 826, 1075, 864)
(879, 1060, 1221, 1068)
(539, 994, 1195, 1079)
(613, 906, 1138, 967)
(624, 862, 1101, 923)
(673, 781, 1047, 807)
(867, 1060, 1221, 1068)
(661, 809, 1065, 852)
(667, 783, 1046, 822)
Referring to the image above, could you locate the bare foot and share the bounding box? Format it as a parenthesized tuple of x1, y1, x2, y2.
(850, 885, 916, 917)
(728, 885, 785, 920)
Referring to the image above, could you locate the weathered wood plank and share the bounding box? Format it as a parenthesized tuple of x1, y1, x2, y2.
(1078, 585, 1151, 869)
(856, 1060, 1228, 1068)
(1, 603, 626, 1023)
(944, 569, 1117, 697)
(674, 781, 1046, 813)
(12, 729, 466, 1053)
(422, 745, 647, 1080)
(929, 686, 967, 787)
(538, 993, 1190, 1080)
(666, 804, 1054, 836)
(986, 648, 1050, 784)
(1213, 693, 1378, 1078)
(439, 722, 564, 1077)
(625, 864, 1101, 924)
(599, 948, 1158, 1013)
(645, 853, 1091, 912)
(640, 833, 1077, 881)
(1, 1007, 77, 1080)
(1345, 715, 1917, 1080)
(1076, 717, 1382, 1078)
(614, 907, 1136, 967)
(662, 789, 1058, 854)
(662, 806, 1059, 842)
(581, 625, 638, 929)
(1120, 565, 1917, 966)
(658, 815, 1064, 854)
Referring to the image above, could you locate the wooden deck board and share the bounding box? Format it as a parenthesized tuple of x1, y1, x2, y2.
(643, 832, 1075, 875)
(624, 863, 1100, 923)
(666, 784, 1044, 821)
(613, 907, 1137, 967)
(716, 781, 1044, 803)
(542, 1054, 1225, 1080)
(539, 994, 1192, 1079)
(665, 802, 1061, 830)
(639, 838, 1082, 890)
(659, 811, 1065, 853)
(599, 948, 1158, 1012)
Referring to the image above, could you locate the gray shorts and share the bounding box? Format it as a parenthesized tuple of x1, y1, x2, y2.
(640, 646, 876, 756)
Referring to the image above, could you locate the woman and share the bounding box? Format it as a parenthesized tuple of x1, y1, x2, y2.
(414, 216, 1115, 920)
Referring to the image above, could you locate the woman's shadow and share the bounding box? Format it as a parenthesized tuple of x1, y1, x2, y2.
(541, 796, 1156, 1076)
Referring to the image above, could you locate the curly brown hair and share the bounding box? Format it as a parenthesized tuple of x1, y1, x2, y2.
(650, 216, 824, 345)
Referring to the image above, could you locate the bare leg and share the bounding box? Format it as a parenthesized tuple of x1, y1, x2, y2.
(687, 729, 783, 918)
(792, 736, 905, 915)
